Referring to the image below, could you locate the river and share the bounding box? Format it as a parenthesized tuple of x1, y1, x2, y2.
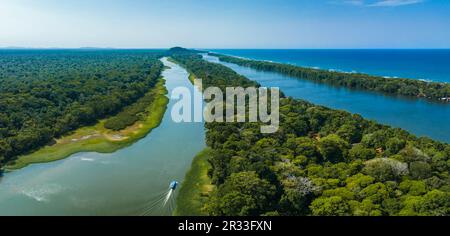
(1, 53, 448, 216)
(203, 54, 450, 143)
(0, 58, 206, 216)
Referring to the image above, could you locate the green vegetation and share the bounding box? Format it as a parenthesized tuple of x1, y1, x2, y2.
(0, 50, 165, 169)
(104, 85, 163, 131)
(175, 148, 214, 216)
(5, 79, 168, 170)
(168, 47, 193, 54)
(210, 53, 450, 102)
(167, 57, 196, 84)
(171, 51, 450, 216)
(168, 47, 205, 55)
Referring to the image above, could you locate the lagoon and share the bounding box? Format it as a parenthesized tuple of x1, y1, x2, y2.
(203, 54, 450, 143)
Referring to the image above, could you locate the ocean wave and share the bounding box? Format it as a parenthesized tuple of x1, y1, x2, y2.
(327, 68, 356, 74)
(383, 76, 399, 79)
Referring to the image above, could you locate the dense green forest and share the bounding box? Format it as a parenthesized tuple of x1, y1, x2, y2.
(1, 47, 448, 215)
(103, 86, 162, 131)
(171, 51, 450, 216)
(0, 50, 164, 167)
(209, 53, 450, 102)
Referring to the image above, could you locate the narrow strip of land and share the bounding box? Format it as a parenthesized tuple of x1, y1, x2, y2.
(175, 148, 214, 216)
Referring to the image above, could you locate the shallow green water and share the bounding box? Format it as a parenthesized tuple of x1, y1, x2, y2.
(0, 58, 206, 216)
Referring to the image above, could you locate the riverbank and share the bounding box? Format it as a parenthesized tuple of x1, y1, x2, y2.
(174, 148, 214, 216)
(5, 79, 169, 171)
(169, 57, 211, 216)
(167, 57, 196, 84)
(203, 53, 450, 144)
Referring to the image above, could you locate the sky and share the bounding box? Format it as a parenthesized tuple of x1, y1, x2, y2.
(0, 0, 449, 49)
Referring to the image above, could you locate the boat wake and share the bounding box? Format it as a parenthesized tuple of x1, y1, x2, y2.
(19, 183, 64, 203)
(140, 181, 178, 216)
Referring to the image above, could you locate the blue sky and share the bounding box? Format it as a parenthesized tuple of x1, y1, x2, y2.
(0, 0, 449, 48)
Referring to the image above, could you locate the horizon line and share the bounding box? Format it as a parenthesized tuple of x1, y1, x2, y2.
(1, 46, 450, 50)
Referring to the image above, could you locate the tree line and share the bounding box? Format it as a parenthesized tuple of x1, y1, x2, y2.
(171, 51, 450, 216)
(209, 53, 450, 102)
(0, 50, 164, 167)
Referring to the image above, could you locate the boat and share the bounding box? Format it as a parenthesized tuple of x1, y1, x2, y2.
(170, 181, 178, 190)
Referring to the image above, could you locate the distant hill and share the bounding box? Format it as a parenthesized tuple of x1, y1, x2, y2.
(169, 47, 205, 54)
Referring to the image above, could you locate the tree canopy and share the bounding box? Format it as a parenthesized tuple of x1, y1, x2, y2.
(0, 50, 164, 167)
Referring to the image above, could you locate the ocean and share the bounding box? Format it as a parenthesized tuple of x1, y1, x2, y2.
(209, 49, 450, 83)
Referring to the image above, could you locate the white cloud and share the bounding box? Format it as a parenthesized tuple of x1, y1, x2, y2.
(329, 0, 364, 6)
(332, 0, 424, 7)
